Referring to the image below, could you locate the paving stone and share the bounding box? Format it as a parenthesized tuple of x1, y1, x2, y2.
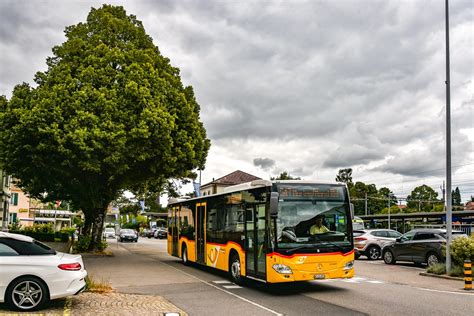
(0, 292, 187, 316)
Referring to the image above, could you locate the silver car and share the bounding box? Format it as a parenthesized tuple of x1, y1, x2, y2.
(354, 229, 402, 260)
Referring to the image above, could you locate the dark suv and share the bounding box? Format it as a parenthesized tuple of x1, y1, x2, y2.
(382, 229, 466, 266)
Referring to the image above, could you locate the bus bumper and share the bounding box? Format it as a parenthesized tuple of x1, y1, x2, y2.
(266, 251, 355, 283)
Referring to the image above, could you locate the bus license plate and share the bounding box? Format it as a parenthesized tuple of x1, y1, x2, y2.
(314, 274, 326, 280)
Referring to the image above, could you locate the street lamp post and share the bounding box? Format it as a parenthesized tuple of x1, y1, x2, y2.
(445, 0, 453, 273)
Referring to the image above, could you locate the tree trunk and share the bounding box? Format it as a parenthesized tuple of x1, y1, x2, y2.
(83, 214, 93, 237)
(88, 209, 106, 251)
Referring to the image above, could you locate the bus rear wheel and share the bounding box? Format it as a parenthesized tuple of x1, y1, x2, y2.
(229, 253, 243, 285)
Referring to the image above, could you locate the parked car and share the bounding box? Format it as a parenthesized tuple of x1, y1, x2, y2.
(154, 227, 167, 239)
(144, 228, 157, 238)
(103, 228, 116, 239)
(117, 229, 138, 242)
(382, 228, 467, 266)
(354, 229, 402, 260)
(0, 232, 87, 311)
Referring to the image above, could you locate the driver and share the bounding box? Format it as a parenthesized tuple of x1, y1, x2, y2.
(310, 214, 329, 235)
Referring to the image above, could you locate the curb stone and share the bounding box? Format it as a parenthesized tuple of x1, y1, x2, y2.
(419, 272, 463, 281)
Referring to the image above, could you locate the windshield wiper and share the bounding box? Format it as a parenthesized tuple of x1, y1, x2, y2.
(311, 234, 347, 253)
(285, 245, 315, 254)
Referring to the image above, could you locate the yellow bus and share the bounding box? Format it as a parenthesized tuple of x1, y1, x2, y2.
(167, 180, 354, 284)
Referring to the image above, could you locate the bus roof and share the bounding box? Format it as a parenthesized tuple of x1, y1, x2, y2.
(168, 180, 347, 205)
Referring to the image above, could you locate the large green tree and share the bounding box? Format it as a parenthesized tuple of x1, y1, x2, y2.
(406, 185, 439, 212)
(0, 5, 210, 249)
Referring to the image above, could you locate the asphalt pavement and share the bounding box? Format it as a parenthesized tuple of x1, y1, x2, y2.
(83, 238, 473, 316)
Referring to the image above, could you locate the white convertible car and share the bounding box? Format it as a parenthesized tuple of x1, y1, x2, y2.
(0, 232, 87, 311)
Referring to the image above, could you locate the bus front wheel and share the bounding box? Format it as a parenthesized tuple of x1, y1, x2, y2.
(182, 245, 190, 266)
(229, 253, 243, 285)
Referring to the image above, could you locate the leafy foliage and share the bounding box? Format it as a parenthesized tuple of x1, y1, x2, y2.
(450, 236, 474, 266)
(271, 171, 301, 180)
(335, 168, 353, 187)
(0, 5, 209, 249)
(73, 235, 91, 253)
(406, 185, 439, 211)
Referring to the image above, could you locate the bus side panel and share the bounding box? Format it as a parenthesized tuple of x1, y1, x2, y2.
(266, 251, 355, 283)
(206, 242, 246, 276)
(179, 237, 197, 262)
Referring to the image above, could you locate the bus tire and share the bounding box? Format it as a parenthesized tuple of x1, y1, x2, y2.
(229, 253, 243, 285)
(182, 245, 190, 266)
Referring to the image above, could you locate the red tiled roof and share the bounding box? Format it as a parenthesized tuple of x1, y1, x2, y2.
(204, 170, 261, 186)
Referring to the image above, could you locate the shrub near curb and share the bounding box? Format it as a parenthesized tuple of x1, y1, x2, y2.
(450, 236, 474, 265)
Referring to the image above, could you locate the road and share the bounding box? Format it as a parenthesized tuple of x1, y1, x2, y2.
(84, 238, 474, 316)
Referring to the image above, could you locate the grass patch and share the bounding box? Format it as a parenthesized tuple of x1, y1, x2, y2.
(427, 263, 446, 275)
(426, 263, 473, 278)
(448, 265, 468, 277)
(85, 275, 113, 293)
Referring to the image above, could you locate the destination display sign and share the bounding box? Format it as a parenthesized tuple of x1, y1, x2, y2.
(278, 185, 345, 200)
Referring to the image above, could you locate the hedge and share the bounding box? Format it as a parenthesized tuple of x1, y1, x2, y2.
(9, 230, 55, 242)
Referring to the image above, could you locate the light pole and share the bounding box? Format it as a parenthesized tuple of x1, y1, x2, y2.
(445, 0, 453, 273)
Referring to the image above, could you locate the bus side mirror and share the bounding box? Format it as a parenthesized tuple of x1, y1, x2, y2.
(270, 192, 279, 218)
(350, 203, 354, 219)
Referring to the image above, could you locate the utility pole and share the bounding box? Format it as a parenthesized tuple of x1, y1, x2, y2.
(387, 196, 391, 230)
(445, 0, 453, 273)
(364, 192, 368, 216)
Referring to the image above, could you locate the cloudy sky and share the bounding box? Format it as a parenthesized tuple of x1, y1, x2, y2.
(1, 0, 473, 203)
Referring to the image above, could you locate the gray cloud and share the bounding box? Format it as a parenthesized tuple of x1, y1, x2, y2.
(253, 158, 275, 170)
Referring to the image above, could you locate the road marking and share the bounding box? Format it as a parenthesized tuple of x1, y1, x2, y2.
(213, 280, 232, 284)
(223, 285, 243, 289)
(367, 280, 384, 284)
(161, 261, 283, 315)
(413, 286, 474, 296)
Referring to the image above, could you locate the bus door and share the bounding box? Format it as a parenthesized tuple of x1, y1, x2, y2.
(171, 206, 179, 257)
(195, 203, 206, 264)
(245, 203, 266, 279)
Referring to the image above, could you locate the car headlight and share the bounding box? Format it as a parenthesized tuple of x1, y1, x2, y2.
(272, 264, 293, 274)
(343, 260, 354, 270)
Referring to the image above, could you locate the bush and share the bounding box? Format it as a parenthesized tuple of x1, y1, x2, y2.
(427, 263, 446, 275)
(450, 236, 474, 266)
(448, 265, 464, 277)
(96, 240, 108, 251)
(73, 235, 91, 253)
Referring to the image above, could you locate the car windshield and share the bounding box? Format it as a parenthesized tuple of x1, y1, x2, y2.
(105, 228, 115, 232)
(275, 199, 351, 249)
(121, 229, 135, 234)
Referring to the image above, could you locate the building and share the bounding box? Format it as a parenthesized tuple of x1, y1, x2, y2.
(0, 170, 11, 231)
(199, 170, 261, 196)
(8, 182, 75, 231)
(466, 201, 474, 211)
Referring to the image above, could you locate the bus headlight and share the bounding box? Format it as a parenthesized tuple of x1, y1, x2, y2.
(273, 264, 293, 274)
(343, 260, 354, 270)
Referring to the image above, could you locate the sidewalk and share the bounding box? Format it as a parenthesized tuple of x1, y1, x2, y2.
(0, 292, 187, 315)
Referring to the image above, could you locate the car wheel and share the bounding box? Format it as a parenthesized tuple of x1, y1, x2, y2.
(6, 277, 49, 311)
(182, 245, 190, 266)
(426, 252, 441, 266)
(355, 252, 361, 260)
(366, 246, 381, 260)
(383, 250, 396, 264)
(229, 253, 243, 285)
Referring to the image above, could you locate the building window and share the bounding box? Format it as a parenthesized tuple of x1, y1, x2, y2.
(11, 193, 18, 206)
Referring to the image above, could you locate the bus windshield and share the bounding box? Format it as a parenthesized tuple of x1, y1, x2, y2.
(274, 184, 351, 250)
